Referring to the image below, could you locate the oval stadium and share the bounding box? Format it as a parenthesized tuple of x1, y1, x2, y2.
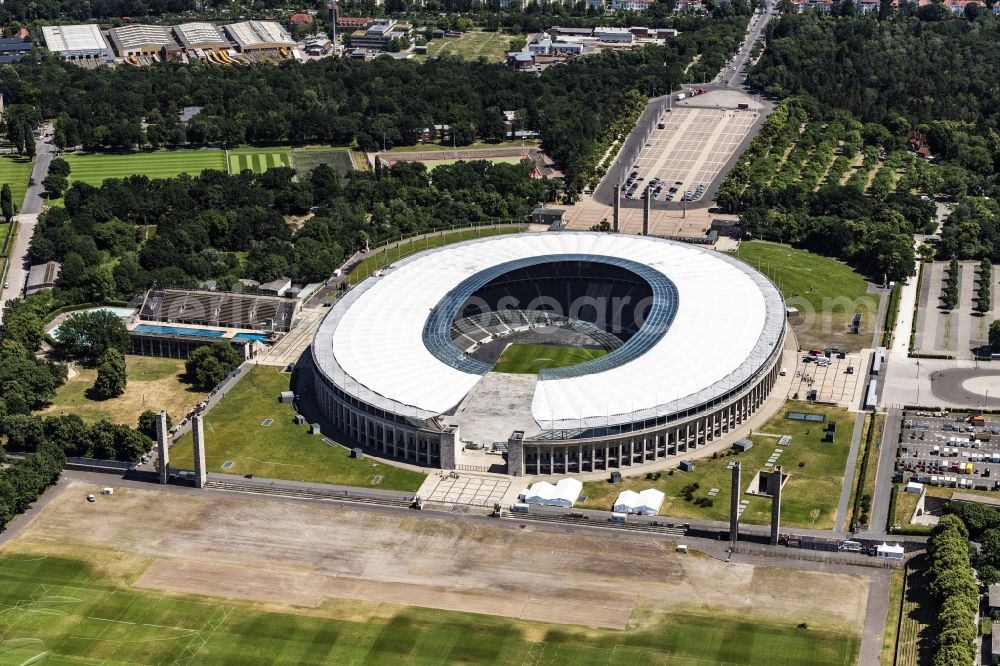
(310, 232, 787, 476)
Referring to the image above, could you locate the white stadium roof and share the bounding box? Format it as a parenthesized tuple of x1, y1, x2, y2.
(313, 232, 784, 431)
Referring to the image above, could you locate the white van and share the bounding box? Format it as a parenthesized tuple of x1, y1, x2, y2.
(511, 503, 530, 514)
(779, 368, 787, 376)
(610, 512, 628, 523)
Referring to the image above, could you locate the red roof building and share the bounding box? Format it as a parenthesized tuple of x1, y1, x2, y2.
(290, 13, 314, 25)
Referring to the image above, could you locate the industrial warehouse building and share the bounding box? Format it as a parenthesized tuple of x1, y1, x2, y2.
(310, 232, 786, 476)
(173, 22, 230, 51)
(223, 20, 295, 52)
(42, 24, 113, 61)
(107, 24, 175, 56)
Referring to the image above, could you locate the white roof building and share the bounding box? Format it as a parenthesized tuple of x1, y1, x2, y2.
(613, 488, 665, 515)
(223, 20, 295, 51)
(524, 478, 583, 507)
(42, 25, 113, 59)
(173, 23, 230, 50)
(313, 232, 784, 432)
(876, 542, 904, 559)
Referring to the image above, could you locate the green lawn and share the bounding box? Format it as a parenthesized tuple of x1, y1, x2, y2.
(228, 147, 292, 174)
(0, 154, 33, 208)
(417, 155, 528, 170)
(580, 401, 853, 529)
(291, 146, 354, 179)
(348, 224, 527, 286)
(169, 366, 424, 491)
(493, 343, 607, 374)
(64, 150, 227, 185)
(38, 355, 197, 426)
(0, 550, 859, 666)
(419, 31, 516, 62)
(732, 240, 879, 351)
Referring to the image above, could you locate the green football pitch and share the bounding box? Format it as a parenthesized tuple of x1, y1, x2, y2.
(492, 343, 608, 374)
(228, 147, 292, 174)
(0, 154, 33, 207)
(0, 551, 859, 665)
(64, 150, 227, 185)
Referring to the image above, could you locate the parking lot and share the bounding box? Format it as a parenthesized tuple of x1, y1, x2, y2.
(898, 412, 1000, 490)
(623, 103, 759, 203)
(787, 347, 870, 409)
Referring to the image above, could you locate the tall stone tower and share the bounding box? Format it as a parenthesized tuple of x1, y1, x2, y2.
(769, 465, 783, 546)
(156, 410, 170, 485)
(729, 461, 741, 543)
(643, 184, 651, 236)
(192, 415, 207, 489)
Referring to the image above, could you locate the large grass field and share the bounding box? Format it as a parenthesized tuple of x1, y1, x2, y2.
(37, 355, 196, 426)
(228, 146, 292, 174)
(348, 224, 526, 286)
(420, 30, 515, 62)
(0, 154, 33, 207)
(580, 402, 853, 529)
(291, 146, 354, 178)
(169, 365, 424, 491)
(493, 343, 607, 374)
(733, 241, 880, 351)
(0, 547, 860, 666)
(64, 150, 227, 185)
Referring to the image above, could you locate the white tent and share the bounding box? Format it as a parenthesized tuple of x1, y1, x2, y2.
(612, 488, 665, 515)
(524, 478, 583, 508)
(876, 542, 904, 560)
(613, 490, 641, 513)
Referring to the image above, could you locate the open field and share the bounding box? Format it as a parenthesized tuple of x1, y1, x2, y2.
(291, 146, 354, 178)
(580, 402, 853, 529)
(420, 30, 514, 62)
(733, 241, 880, 351)
(65, 150, 227, 185)
(348, 224, 526, 285)
(170, 366, 424, 491)
(0, 154, 33, 207)
(493, 343, 607, 374)
(37, 355, 196, 425)
(228, 146, 292, 174)
(0, 482, 865, 665)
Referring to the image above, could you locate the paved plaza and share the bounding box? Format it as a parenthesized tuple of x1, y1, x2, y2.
(420, 473, 512, 506)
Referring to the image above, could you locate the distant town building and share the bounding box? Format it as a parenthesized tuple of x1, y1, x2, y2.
(594, 27, 633, 43)
(25, 262, 61, 295)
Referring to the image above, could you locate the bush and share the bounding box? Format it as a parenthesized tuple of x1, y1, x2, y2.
(91, 349, 126, 399)
(185, 342, 242, 390)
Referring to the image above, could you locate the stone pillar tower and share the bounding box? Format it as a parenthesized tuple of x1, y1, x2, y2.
(192, 415, 207, 489)
(613, 178, 621, 233)
(769, 465, 783, 546)
(439, 426, 461, 470)
(507, 431, 525, 477)
(156, 410, 170, 485)
(729, 461, 741, 543)
(643, 184, 651, 236)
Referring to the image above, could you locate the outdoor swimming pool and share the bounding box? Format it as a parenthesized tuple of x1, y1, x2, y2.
(133, 324, 225, 338)
(233, 332, 267, 342)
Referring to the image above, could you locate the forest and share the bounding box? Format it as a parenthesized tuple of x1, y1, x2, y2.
(0, 12, 748, 192)
(28, 157, 547, 305)
(745, 10, 1000, 262)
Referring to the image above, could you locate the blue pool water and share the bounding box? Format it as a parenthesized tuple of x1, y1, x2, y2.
(233, 332, 267, 342)
(133, 324, 225, 338)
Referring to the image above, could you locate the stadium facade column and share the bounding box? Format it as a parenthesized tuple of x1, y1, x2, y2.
(769, 465, 783, 545)
(156, 410, 170, 485)
(729, 461, 741, 543)
(440, 426, 461, 470)
(507, 431, 525, 476)
(192, 415, 207, 489)
(643, 185, 650, 236)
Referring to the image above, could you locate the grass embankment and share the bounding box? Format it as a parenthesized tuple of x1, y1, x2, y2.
(170, 366, 425, 491)
(0, 153, 34, 206)
(0, 549, 861, 665)
(846, 412, 885, 530)
(734, 241, 880, 351)
(492, 343, 607, 374)
(347, 224, 526, 286)
(38, 355, 196, 426)
(580, 402, 853, 529)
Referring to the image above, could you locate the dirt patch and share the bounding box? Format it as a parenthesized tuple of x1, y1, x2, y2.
(8, 482, 869, 632)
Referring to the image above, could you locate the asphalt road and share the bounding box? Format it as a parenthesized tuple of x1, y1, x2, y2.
(591, 3, 777, 213)
(0, 126, 57, 322)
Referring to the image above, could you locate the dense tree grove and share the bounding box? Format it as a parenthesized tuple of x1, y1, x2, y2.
(926, 515, 978, 665)
(29, 159, 546, 306)
(185, 342, 243, 390)
(0, 441, 64, 532)
(746, 11, 1000, 261)
(1, 13, 747, 191)
(2, 412, 149, 461)
(0, 298, 66, 416)
(53, 310, 130, 365)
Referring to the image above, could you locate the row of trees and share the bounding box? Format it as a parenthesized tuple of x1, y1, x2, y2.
(926, 515, 978, 665)
(0, 442, 64, 532)
(1, 412, 149, 461)
(941, 257, 960, 311)
(978, 259, 991, 314)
